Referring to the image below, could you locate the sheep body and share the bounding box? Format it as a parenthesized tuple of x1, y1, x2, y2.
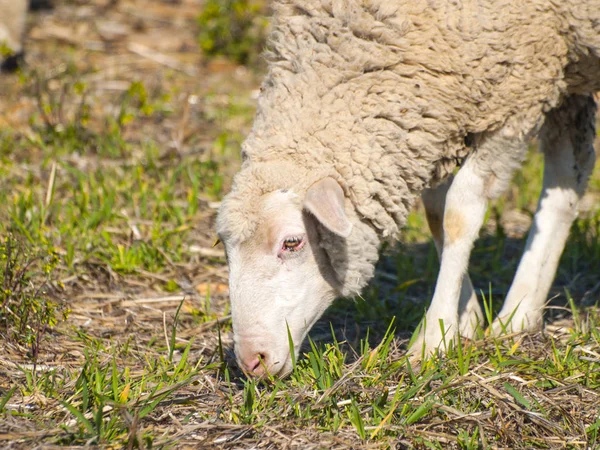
(220, 0, 599, 295)
(217, 0, 600, 373)
(221, 0, 597, 232)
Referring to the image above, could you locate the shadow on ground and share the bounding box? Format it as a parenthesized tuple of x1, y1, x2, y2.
(308, 227, 600, 362)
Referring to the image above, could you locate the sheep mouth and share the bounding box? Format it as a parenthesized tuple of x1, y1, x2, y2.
(265, 354, 295, 379)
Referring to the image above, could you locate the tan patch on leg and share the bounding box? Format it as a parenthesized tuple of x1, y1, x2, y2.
(444, 209, 464, 244)
(425, 210, 443, 243)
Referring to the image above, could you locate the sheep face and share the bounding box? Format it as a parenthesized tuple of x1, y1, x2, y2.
(219, 178, 353, 376)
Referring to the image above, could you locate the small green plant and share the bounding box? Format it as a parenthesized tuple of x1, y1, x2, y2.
(197, 0, 269, 65)
(1, 41, 14, 58)
(0, 235, 67, 360)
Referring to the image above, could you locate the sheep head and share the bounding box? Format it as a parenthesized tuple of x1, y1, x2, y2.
(217, 175, 354, 377)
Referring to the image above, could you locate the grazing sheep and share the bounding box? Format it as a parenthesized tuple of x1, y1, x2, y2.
(0, 0, 27, 72)
(216, 0, 600, 376)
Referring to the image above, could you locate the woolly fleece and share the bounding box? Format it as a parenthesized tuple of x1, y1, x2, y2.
(217, 0, 600, 295)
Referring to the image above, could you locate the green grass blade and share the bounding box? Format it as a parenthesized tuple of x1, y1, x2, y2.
(286, 321, 296, 371)
(60, 400, 95, 434)
(503, 382, 532, 410)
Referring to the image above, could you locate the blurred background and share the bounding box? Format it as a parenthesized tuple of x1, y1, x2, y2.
(0, 0, 271, 311)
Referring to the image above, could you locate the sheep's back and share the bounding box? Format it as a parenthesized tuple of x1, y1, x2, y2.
(236, 0, 599, 238)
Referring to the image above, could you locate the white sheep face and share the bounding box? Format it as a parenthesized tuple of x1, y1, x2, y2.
(220, 177, 353, 377)
(223, 189, 339, 376)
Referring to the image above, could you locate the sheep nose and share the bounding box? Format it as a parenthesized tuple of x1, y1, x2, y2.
(238, 351, 268, 376)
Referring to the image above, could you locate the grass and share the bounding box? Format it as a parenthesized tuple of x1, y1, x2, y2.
(0, 1, 599, 448)
(197, 0, 269, 65)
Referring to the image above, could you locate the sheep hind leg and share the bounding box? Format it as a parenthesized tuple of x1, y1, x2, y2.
(492, 95, 597, 335)
(409, 126, 529, 361)
(422, 176, 483, 339)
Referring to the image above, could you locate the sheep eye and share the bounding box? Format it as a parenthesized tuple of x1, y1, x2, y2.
(283, 237, 302, 251)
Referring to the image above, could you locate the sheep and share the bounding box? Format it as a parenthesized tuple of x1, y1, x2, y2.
(216, 0, 600, 376)
(0, 0, 27, 72)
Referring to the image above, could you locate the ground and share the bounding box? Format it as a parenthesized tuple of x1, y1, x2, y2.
(0, 1, 599, 449)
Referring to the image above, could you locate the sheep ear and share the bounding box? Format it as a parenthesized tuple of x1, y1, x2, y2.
(304, 178, 352, 238)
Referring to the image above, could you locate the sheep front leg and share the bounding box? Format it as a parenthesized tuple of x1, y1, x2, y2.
(492, 95, 596, 334)
(410, 157, 488, 359)
(422, 177, 483, 340)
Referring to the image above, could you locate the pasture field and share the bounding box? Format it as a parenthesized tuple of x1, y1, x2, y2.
(1, 1, 599, 448)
